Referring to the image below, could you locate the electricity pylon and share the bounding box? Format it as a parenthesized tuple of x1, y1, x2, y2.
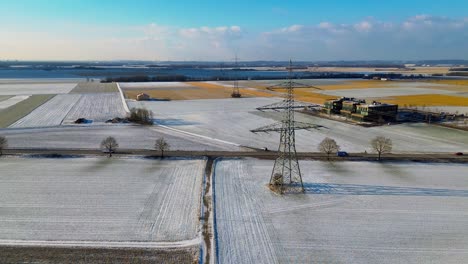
(231, 55, 241, 98)
(251, 60, 321, 194)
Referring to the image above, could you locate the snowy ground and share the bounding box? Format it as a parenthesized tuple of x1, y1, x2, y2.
(9, 93, 127, 127)
(316, 87, 459, 98)
(119, 82, 194, 89)
(1, 125, 242, 151)
(128, 98, 468, 153)
(245, 79, 350, 86)
(9, 94, 81, 128)
(214, 159, 468, 264)
(62, 93, 127, 123)
(0, 95, 30, 110)
(420, 106, 468, 115)
(0, 157, 204, 242)
(0, 83, 76, 95)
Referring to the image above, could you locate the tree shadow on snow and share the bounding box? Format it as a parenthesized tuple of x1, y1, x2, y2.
(322, 161, 353, 175)
(84, 158, 114, 172)
(153, 118, 199, 126)
(303, 183, 468, 197)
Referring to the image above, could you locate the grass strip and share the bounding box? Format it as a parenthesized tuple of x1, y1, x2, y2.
(0, 94, 55, 128)
(70, 82, 119, 93)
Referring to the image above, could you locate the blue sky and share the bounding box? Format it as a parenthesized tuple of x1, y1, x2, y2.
(1, 0, 468, 60)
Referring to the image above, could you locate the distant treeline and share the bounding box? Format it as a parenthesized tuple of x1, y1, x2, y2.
(102, 75, 188, 83)
(449, 67, 468, 72)
(446, 72, 468, 76)
(100, 72, 434, 83)
(364, 73, 427, 79)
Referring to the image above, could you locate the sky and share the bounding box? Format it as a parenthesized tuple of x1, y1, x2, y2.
(1, 0, 468, 61)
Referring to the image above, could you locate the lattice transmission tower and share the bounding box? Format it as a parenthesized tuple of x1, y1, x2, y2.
(231, 55, 241, 98)
(251, 60, 322, 194)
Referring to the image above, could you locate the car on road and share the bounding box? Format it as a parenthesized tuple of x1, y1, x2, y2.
(455, 152, 464, 156)
(337, 151, 349, 157)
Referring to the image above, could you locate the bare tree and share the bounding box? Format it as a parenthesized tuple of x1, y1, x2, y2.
(371, 136, 392, 161)
(0, 136, 7, 156)
(128, 108, 154, 125)
(318, 137, 340, 160)
(155, 137, 170, 157)
(100, 136, 119, 157)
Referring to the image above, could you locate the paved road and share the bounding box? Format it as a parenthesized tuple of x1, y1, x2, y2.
(3, 148, 467, 163)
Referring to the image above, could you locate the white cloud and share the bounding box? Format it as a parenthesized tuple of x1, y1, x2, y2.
(1, 16, 467, 61)
(354, 21, 373, 32)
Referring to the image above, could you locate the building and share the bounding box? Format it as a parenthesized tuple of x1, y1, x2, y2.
(136, 93, 150, 101)
(323, 97, 398, 123)
(322, 97, 364, 115)
(356, 101, 398, 122)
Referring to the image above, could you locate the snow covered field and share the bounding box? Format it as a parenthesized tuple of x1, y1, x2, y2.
(0, 83, 76, 95)
(0, 157, 204, 242)
(2, 125, 241, 151)
(0, 95, 30, 110)
(214, 159, 468, 264)
(119, 82, 194, 89)
(422, 106, 468, 115)
(316, 87, 458, 98)
(9, 94, 81, 128)
(128, 98, 468, 153)
(63, 93, 127, 123)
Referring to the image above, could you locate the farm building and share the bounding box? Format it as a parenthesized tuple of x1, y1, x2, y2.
(136, 93, 150, 101)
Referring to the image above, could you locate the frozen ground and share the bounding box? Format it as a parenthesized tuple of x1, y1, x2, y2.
(246, 79, 350, 86)
(128, 98, 468, 153)
(0, 95, 30, 110)
(63, 93, 127, 123)
(420, 106, 468, 115)
(0, 157, 204, 242)
(0, 83, 76, 95)
(119, 82, 194, 89)
(214, 159, 468, 264)
(316, 87, 458, 98)
(9, 94, 81, 128)
(0, 78, 83, 84)
(1, 125, 242, 151)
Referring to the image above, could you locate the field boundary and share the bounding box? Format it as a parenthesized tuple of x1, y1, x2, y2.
(116, 82, 131, 113)
(211, 158, 221, 264)
(0, 238, 201, 249)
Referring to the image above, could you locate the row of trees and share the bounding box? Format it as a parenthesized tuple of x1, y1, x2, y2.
(318, 136, 392, 161)
(100, 136, 169, 158)
(0, 135, 170, 158)
(0, 134, 391, 160)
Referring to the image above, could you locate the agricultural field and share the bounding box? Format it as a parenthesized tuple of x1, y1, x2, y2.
(129, 98, 468, 153)
(0, 246, 197, 264)
(0, 94, 55, 128)
(62, 93, 127, 123)
(0, 83, 76, 95)
(119, 82, 195, 89)
(69, 82, 119, 93)
(0, 95, 30, 110)
(214, 159, 468, 264)
(10, 94, 82, 128)
(316, 87, 458, 98)
(0, 157, 204, 242)
(2, 125, 242, 151)
(121, 81, 273, 100)
(241, 79, 468, 107)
